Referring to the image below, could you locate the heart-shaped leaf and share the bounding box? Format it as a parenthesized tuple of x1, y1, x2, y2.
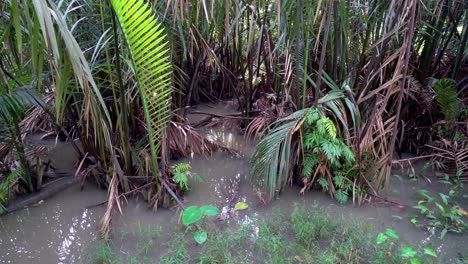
(193, 230, 207, 244)
(376, 233, 388, 244)
(401, 247, 417, 258)
(200, 205, 219, 216)
(182, 206, 202, 226)
(234, 202, 249, 211)
(385, 228, 399, 239)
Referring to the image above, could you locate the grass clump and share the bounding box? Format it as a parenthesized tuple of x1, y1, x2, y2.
(86, 205, 450, 263)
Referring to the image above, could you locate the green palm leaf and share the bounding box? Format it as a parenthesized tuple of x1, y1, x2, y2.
(250, 108, 309, 198)
(110, 0, 172, 174)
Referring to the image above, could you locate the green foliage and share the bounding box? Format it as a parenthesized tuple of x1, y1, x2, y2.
(110, 0, 172, 176)
(193, 230, 208, 244)
(250, 108, 310, 198)
(0, 88, 41, 192)
(172, 163, 205, 191)
(302, 108, 355, 204)
(375, 228, 438, 263)
(234, 201, 249, 211)
(172, 163, 192, 190)
(302, 109, 354, 168)
(182, 205, 203, 225)
(0, 168, 23, 213)
(432, 78, 461, 121)
(181, 205, 219, 244)
(411, 189, 467, 238)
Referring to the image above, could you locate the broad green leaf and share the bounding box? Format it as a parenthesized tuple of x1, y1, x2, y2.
(193, 230, 207, 244)
(182, 206, 202, 226)
(234, 202, 249, 211)
(410, 258, 421, 264)
(423, 248, 437, 257)
(385, 228, 400, 239)
(200, 205, 219, 216)
(440, 228, 447, 239)
(401, 247, 417, 257)
(376, 233, 388, 244)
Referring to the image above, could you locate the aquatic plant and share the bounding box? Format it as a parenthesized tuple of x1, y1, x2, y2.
(411, 189, 467, 239)
(376, 228, 438, 264)
(182, 205, 219, 244)
(172, 163, 205, 191)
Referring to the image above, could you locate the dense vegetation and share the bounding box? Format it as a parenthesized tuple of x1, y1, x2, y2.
(0, 0, 466, 239)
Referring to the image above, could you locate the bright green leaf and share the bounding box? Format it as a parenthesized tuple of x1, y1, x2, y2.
(401, 247, 417, 257)
(423, 248, 437, 257)
(234, 202, 249, 211)
(193, 230, 207, 244)
(410, 258, 421, 264)
(386, 228, 400, 239)
(182, 206, 202, 226)
(376, 233, 388, 244)
(200, 205, 219, 216)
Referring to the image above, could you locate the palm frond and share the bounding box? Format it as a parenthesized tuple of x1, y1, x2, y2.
(110, 0, 172, 174)
(250, 108, 309, 198)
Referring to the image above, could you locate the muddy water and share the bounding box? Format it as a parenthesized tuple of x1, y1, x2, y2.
(0, 103, 467, 263)
(0, 184, 106, 264)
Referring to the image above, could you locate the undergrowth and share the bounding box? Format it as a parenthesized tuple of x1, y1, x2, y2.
(85, 205, 463, 264)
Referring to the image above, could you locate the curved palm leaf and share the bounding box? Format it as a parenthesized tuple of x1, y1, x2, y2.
(250, 108, 309, 198)
(110, 0, 172, 174)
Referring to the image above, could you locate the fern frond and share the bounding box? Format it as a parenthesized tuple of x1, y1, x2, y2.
(111, 0, 172, 174)
(302, 153, 318, 177)
(317, 116, 337, 139)
(433, 78, 461, 121)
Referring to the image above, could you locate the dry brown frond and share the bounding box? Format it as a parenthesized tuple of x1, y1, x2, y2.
(427, 137, 468, 181)
(98, 172, 121, 238)
(169, 121, 239, 157)
(20, 94, 55, 134)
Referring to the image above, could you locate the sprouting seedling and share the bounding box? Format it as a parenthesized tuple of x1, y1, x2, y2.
(182, 205, 219, 244)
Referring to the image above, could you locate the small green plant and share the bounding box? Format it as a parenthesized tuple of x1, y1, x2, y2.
(411, 189, 467, 239)
(432, 78, 461, 122)
(0, 168, 23, 214)
(172, 163, 205, 191)
(376, 228, 437, 264)
(182, 205, 219, 244)
(301, 109, 355, 204)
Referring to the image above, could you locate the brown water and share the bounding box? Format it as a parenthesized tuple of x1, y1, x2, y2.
(0, 103, 467, 263)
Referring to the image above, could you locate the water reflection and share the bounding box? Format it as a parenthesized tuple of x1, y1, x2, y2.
(0, 185, 106, 264)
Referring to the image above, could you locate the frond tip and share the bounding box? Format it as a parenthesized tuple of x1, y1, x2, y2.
(110, 0, 172, 169)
